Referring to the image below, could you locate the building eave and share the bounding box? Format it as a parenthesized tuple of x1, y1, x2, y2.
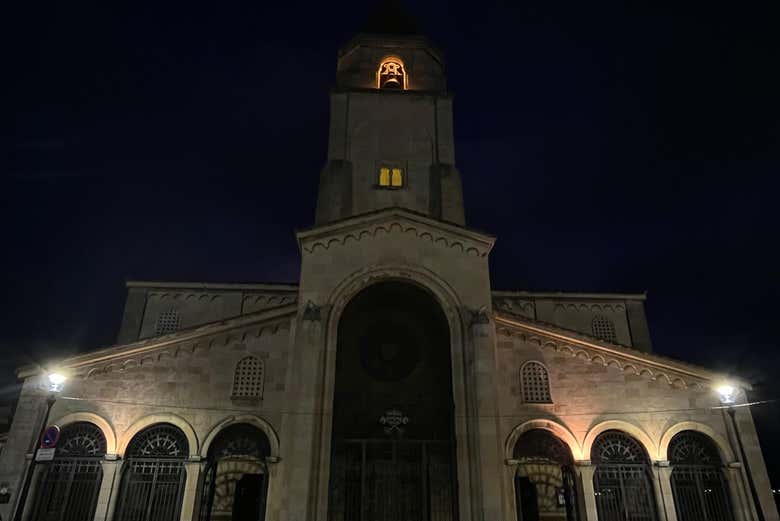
(16, 304, 299, 379)
(494, 312, 751, 391)
(125, 280, 299, 292)
(492, 289, 647, 301)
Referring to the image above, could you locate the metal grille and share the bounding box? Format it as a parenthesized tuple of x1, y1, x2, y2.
(592, 431, 656, 521)
(328, 439, 457, 521)
(669, 431, 734, 521)
(30, 422, 106, 521)
(116, 424, 188, 521)
(231, 356, 264, 399)
(155, 309, 180, 336)
(591, 315, 617, 343)
(521, 361, 552, 403)
(31, 459, 103, 521)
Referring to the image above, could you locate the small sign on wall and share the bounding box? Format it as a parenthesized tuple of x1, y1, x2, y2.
(35, 448, 56, 462)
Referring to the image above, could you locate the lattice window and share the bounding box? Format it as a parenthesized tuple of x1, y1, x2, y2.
(669, 431, 721, 465)
(591, 430, 648, 464)
(232, 356, 264, 399)
(155, 308, 180, 336)
(126, 424, 189, 458)
(520, 361, 552, 403)
(57, 422, 107, 457)
(591, 315, 617, 343)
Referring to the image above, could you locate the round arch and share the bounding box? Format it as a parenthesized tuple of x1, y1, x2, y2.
(52, 411, 117, 455)
(583, 420, 657, 461)
(659, 421, 734, 462)
(505, 419, 583, 461)
(201, 415, 280, 459)
(117, 413, 199, 457)
(318, 263, 471, 517)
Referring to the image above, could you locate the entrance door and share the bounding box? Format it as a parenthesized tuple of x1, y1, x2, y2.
(328, 282, 459, 521)
(232, 474, 265, 521)
(515, 476, 540, 521)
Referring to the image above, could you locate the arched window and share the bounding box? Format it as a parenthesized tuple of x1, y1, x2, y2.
(115, 424, 188, 521)
(591, 315, 617, 343)
(669, 431, 734, 521)
(30, 422, 106, 521)
(378, 166, 404, 188)
(377, 58, 407, 89)
(199, 423, 271, 521)
(512, 429, 578, 521)
(155, 308, 181, 336)
(592, 430, 657, 521)
(232, 356, 265, 400)
(521, 361, 552, 403)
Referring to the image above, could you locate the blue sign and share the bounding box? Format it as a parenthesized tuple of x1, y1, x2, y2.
(40, 425, 60, 449)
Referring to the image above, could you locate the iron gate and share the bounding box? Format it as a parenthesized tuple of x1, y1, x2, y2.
(31, 458, 103, 521)
(670, 466, 733, 521)
(594, 464, 657, 521)
(115, 423, 189, 521)
(328, 439, 457, 521)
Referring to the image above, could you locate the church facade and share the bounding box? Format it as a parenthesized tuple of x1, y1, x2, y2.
(1, 26, 777, 521)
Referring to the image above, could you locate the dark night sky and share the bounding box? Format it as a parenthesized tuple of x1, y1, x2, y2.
(5, 0, 779, 483)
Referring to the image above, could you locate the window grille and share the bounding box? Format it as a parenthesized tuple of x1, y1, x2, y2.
(30, 422, 106, 521)
(669, 431, 734, 521)
(232, 356, 265, 399)
(592, 431, 657, 521)
(155, 309, 181, 336)
(521, 361, 552, 403)
(591, 315, 617, 343)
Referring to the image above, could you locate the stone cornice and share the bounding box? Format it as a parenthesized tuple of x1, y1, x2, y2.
(126, 280, 298, 292)
(494, 313, 751, 391)
(493, 290, 647, 301)
(297, 208, 495, 258)
(17, 304, 298, 379)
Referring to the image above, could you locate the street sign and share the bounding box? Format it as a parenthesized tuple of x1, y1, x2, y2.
(35, 448, 56, 462)
(40, 425, 60, 448)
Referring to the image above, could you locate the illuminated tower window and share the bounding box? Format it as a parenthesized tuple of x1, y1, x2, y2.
(377, 58, 407, 90)
(378, 166, 404, 188)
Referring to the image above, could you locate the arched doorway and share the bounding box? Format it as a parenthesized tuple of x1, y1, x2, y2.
(199, 423, 271, 521)
(327, 281, 458, 521)
(512, 429, 578, 521)
(669, 431, 734, 521)
(592, 430, 657, 521)
(115, 423, 188, 521)
(30, 421, 106, 521)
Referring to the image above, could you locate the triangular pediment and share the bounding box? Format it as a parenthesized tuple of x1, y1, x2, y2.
(297, 207, 495, 258)
(494, 311, 749, 391)
(18, 304, 297, 380)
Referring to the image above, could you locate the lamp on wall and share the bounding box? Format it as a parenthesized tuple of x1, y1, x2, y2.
(12, 371, 67, 521)
(717, 382, 766, 521)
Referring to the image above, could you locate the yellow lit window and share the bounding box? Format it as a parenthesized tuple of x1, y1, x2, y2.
(391, 168, 403, 187)
(379, 167, 390, 186)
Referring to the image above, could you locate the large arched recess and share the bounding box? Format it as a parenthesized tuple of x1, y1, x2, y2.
(322, 274, 466, 521)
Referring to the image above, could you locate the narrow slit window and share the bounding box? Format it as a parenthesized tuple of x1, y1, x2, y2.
(391, 168, 403, 187)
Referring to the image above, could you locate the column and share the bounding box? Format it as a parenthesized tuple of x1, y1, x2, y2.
(19, 463, 45, 521)
(726, 462, 756, 521)
(104, 460, 125, 521)
(93, 457, 121, 521)
(575, 460, 598, 521)
(179, 458, 203, 521)
(653, 461, 678, 521)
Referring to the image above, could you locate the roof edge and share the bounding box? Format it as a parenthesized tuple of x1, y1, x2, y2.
(126, 281, 299, 291)
(493, 290, 647, 301)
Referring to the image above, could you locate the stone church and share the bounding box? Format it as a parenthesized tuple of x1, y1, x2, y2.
(1, 14, 777, 521)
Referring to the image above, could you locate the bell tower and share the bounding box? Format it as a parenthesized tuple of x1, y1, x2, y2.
(315, 8, 465, 225)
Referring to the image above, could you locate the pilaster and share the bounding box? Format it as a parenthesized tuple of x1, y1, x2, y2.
(574, 460, 598, 521)
(93, 457, 120, 521)
(179, 458, 204, 521)
(653, 461, 678, 521)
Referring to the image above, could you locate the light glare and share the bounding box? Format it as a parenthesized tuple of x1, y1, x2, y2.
(716, 384, 736, 404)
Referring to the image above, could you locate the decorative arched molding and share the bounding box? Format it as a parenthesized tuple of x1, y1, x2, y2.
(51, 411, 118, 455)
(583, 420, 657, 461)
(316, 263, 473, 517)
(117, 413, 199, 458)
(505, 418, 583, 461)
(200, 415, 281, 459)
(658, 421, 735, 463)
